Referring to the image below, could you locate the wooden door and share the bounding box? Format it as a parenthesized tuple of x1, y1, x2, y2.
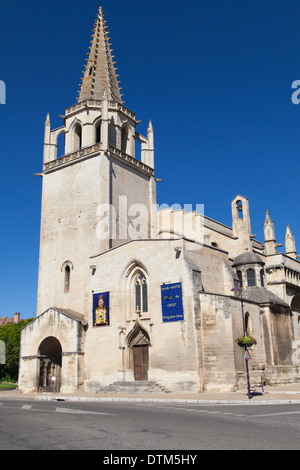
(133, 345, 149, 381)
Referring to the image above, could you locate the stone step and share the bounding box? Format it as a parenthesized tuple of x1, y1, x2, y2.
(96, 380, 170, 394)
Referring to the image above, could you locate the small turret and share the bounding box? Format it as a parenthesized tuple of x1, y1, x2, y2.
(263, 210, 282, 255)
(147, 120, 154, 168)
(139, 120, 155, 169)
(285, 224, 297, 259)
(44, 113, 50, 141)
(43, 113, 51, 164)
(264, 210, 276, 255)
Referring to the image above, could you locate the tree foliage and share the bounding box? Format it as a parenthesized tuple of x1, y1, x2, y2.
(0, 319, 34, 382)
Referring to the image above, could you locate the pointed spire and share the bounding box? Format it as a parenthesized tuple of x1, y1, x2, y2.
(77, 6, 123, 104)
(264, 210, 276, 242)
(285, 224, 297, 259)
(264, 210, 283, 255)
(44, 113, 51, 145)
(147, 119, 154, 149)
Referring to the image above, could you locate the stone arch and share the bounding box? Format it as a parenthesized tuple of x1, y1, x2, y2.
(126, 320, 151, 347)
(54, 127, 65, 159)
(69, 118, 83, 151)
(37, 336, 62, 392)
(61, 260, 74, 272)
(74, 123, 82, 150)
(123, 259, 149, 280)
(93, 116, 102, 143)
(291, 295, 300, 311)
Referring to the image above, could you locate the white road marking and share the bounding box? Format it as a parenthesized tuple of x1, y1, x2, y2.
(0, 403, 116, 416)
(251, 411, 300, 418)
(55, 406, 115, 416)
(136, 402, 300, 419)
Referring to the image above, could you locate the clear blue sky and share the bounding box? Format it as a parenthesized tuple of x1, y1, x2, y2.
(1, 0, 300, 319)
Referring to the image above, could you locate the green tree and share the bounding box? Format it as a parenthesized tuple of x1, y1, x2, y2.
(0, 319, 33, 382)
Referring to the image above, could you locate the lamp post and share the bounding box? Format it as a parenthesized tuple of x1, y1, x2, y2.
(232, 274, 252, 400)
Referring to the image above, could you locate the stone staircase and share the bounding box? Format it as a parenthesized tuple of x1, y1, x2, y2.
(96, 381, 171, 394)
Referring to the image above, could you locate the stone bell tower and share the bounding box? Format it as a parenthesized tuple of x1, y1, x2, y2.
(231, 195, 253, 256)
(37, 6, 157, 316)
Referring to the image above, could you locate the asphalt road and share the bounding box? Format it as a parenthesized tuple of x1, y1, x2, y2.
(0, 399, 299, 451)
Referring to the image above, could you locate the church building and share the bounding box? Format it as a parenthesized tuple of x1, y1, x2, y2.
(18, 7, 300, 394)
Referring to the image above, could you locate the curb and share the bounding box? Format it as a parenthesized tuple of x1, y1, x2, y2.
(33, 395, 300, 405)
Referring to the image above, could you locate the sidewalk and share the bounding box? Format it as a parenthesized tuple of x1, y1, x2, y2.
(1, 383, 300, 405)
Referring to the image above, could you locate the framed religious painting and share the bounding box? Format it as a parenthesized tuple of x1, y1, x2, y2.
(93, 292, 110, 326)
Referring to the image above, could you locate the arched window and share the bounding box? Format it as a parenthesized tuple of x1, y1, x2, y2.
(61, 261, 73, 294)
(121, 126, 128, 153)
(260, 269, 264, 287)
(95, 121, 101, 143)
(236, 270, 243, 287)
(109, 117, 116, 147)
(236, 200, 243, 219)
(64, 265, 71, 293)
(247, 268, 256, 287)
(134, 272, 148, 313)
(74, 123, 82, 151)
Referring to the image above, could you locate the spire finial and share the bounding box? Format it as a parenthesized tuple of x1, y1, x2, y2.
(77, 7, 123, 104)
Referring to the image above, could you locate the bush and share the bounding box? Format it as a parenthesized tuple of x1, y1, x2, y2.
(0, 319, 34, 382)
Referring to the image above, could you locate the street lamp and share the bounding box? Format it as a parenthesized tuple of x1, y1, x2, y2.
(231, 274, 252, 400)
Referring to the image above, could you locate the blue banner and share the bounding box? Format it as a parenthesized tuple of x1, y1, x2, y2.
(161, 282, 184, 322)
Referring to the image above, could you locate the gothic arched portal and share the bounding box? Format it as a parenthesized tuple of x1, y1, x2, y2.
(37, 336, 62, 392)
(127, 322, 150, 381)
